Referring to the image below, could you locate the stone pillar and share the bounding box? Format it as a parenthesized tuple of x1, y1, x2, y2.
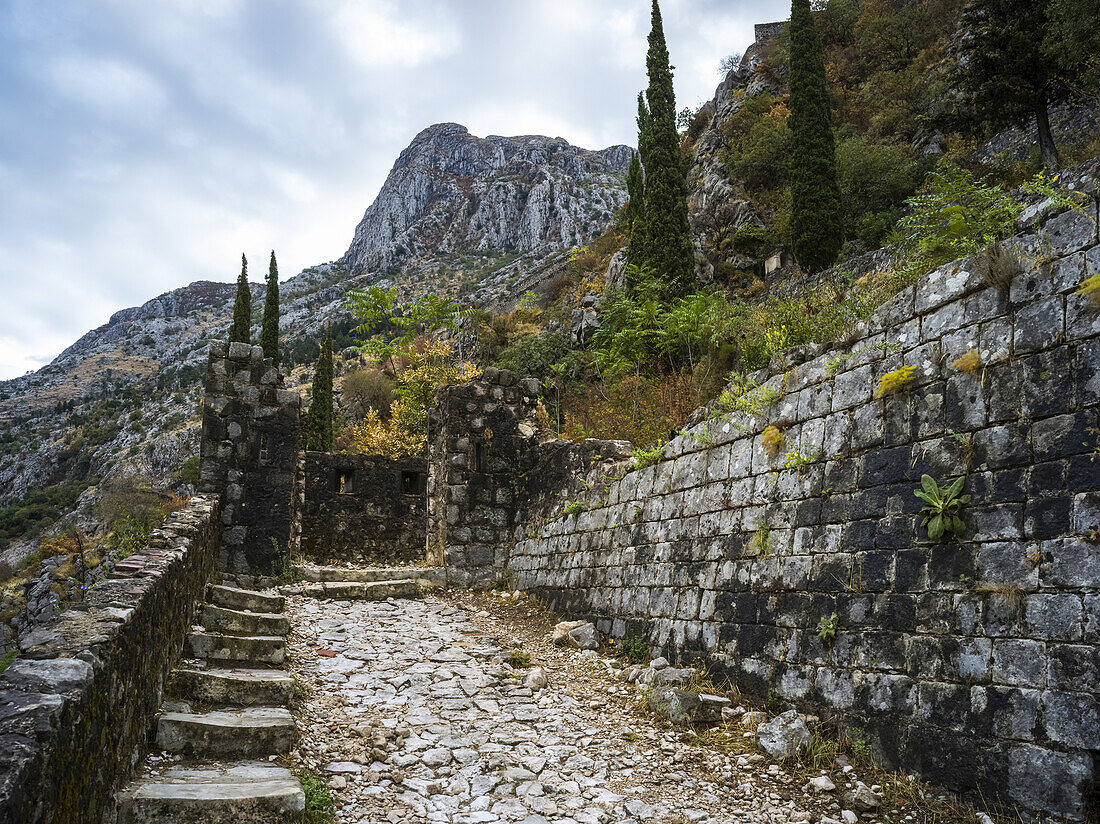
(198, 340, 302, 573)
(427, 368, 543, 587)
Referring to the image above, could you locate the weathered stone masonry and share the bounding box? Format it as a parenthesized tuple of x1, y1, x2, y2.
(0, 495, 220, 824)
(461, 207, 1100, 821)
(198, 340, 302, 573)
(302, 451, 427, 566)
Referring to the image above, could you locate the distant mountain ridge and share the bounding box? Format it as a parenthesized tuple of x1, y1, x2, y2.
(0, 124, 633, 522)
(342, 122, 632, 274)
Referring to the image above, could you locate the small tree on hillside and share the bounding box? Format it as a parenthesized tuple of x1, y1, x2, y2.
(959, 0, 1096, 171)
(789, 0, 844, 273)
(228, 253, 251, 344)
(260, 250, 280, 366)
(305, 329, 334, 451)
(636, 0, 695, 296)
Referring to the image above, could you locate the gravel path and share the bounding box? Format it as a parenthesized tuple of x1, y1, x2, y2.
(283, 591, 902, 824)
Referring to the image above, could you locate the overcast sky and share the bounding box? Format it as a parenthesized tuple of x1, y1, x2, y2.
(0, 0, 785, 380)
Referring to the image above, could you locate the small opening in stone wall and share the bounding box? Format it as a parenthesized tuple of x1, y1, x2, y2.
(402, 471, 423, 495)
(473, 442, 488, 473)
(259, 432, 269, 462)
(337, 470, 355, 494)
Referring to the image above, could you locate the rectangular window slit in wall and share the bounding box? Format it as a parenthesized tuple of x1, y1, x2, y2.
(474, 442, 488, 473)
(402, 471, 423, 495)
(259, 432, 269, 462)
(337, 469, 354, 494)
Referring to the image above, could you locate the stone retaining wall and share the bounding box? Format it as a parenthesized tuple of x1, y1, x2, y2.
(501, 207, 1100, 821)
(302, 451, 427, 565)
(0, 494, 219, 824)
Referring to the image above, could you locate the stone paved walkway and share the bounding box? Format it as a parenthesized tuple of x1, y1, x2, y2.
(283, 591, 891, 824)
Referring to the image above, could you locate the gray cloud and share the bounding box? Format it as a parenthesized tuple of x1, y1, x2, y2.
(0, 0, 788, 379)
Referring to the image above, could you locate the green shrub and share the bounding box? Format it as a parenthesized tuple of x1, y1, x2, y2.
(179, 455, 200, 486)
(495, 332, 571, 384)
(297, 770, 334, 823)
(891, 163, 1021, 284)
(836, 136, 924, 247)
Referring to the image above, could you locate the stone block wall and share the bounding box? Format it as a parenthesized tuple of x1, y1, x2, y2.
(302, 451, 427, 565)
(428, 368, 547, 586)
(198, 340, 302, 573)
(501, 207, 1100, 821)
(0, 495, 219, 824)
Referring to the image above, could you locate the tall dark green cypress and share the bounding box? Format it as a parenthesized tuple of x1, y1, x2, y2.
(228, 253, 251, 344)
(306, 329, 334, 451)
(639, 0, 695, 295)
(260, 250, 280, 366)
(627, 93, 651, 269)
(624, 151, 643, 235)
(789, 0, 843, 273)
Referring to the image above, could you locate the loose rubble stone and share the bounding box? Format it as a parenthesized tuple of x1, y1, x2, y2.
(755, 710, 811, 760)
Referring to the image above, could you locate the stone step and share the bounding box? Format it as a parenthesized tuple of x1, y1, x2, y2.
(117, 762, 304, 823)
(156, 708, 296, 756)
(171, 668, 294, 707)
(207, 584, 285, 614)
(201, 604, 290, 637)
(295, 563, 445, 585)
(185, 632, 285, 666)
(300, 578, 421, 600)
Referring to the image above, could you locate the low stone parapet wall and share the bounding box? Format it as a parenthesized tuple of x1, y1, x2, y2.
(0, 494, 220, 824)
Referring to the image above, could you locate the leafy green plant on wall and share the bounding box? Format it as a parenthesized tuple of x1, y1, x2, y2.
(874, 365, 916, 398)
(631, 443, 665, 470)
(817, 612, 838, 646)
(783, 449, 822, 474)
(563, 500, 586, 518)
(914, 474, 970, 541)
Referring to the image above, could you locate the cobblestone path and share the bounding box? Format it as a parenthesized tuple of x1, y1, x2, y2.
(283, 592, 882, 824)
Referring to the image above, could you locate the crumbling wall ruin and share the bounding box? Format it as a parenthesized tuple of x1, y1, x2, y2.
(198, 340, 302, 573)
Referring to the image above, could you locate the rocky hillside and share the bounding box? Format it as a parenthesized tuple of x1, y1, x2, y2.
(343, 123, 631, 275)
(0, 125, 632, 551)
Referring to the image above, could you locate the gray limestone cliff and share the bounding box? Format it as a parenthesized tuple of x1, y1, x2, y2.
(342, 123, 632, 274)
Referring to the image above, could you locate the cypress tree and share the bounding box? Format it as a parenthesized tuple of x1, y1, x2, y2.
(260, 250, 280, 366)
(305, 329, 334, 451)
(626, 94, 651, 269)
(228, 253, 251, 344)
(624, 151, 643, 236)
(788, 0, 843, 273)
(639, 0, 695, 296)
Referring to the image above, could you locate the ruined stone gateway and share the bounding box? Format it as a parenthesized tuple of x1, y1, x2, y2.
(1, 202, 1098, 823)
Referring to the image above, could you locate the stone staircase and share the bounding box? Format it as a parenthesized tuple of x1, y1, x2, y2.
(293, 563, 443, 600)
(116, 584, 304, 823)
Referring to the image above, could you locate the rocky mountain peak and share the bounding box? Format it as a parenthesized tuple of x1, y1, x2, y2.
(342, 123, 632, 275)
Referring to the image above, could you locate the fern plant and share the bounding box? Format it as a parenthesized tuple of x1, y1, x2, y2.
(914, 474, 970, 541)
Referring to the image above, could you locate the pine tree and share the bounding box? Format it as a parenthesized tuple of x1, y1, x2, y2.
(627, 94, 652, 270)
(305, 329, 334, 451)
(228, 253, 252, 344)
(958, 0, 1094, 171)
(638, 0, 695, 296)
(789, 0, 844, 273)
(260, 250, 280, 366)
